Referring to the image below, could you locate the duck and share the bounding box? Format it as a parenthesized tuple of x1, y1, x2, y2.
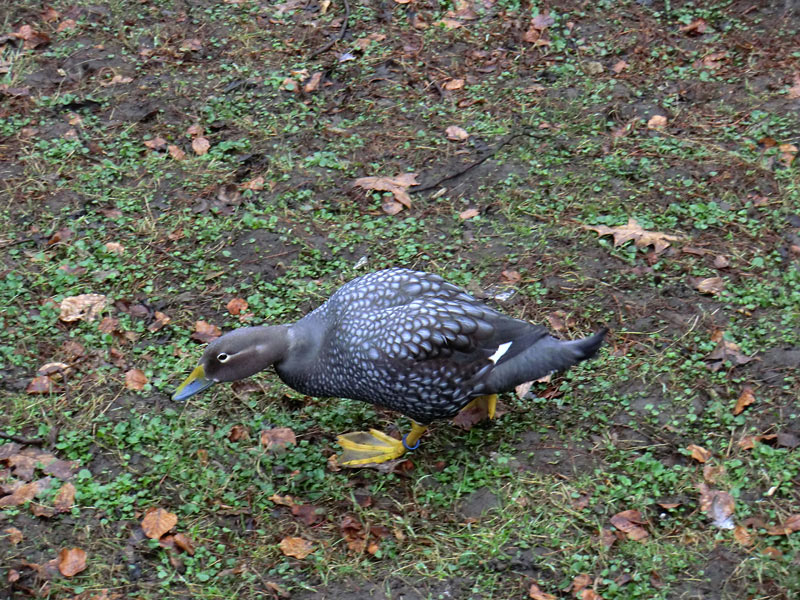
(172, 268, 606, 466)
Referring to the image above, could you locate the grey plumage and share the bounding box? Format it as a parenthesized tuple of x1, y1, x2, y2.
(263, 268, 606, 424)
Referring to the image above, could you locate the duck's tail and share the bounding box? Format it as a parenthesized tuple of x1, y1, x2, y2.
(484, 328, 607, 393)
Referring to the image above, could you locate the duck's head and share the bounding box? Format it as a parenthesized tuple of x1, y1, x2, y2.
(172, 325, 289, 401)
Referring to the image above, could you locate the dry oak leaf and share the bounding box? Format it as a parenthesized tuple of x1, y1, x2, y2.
(279, 536, 314, 559)
(444, 78, 465, 90)
(186, 124, 204, 137)
(353, 173, 419, 215)
(125, 369, 148, 391)
(4, 527, 24, 545)
(459, 208, 479, 220)
(26, 375, 54, 395)
(58, 547, 87, 577)
(687, 444, 712, 463)
(733, 386, 756, 415)
(570, 574, 592, 594)
(141, 507, 178, 539)
(144, 137, 167, 150)
(679, 18, 707, 35)
(59, 294, 108, 322)
(734, 524, 754, 546)
(705, 339, 754, 372)
(260, 427, 296, 451)
(779, 143, 798, 167)
(610, 510, 649, 541)
(304, 72, 323, 93)
(148, 311, 171, 332)
(242, 176, 265, 191)
(0, 479, 51, 507)
(788, 74, 800, 100)
(173, 532, 196, 555)
(695, 276, 725, 295)
(612, 60, 628, 74)
(226, 297, 249, 315)
(192, 136, 210, 155)
(766, 514, 800, 536)
(698, 483, 735, 529)
(445, 125, 469, 141)
(191, 320, 222, 343)
(647, 114, 668, 129)
(584, 218, 679, 255)
(168, 144, 186, 160)
(529, 582, 557, 600)
(53, 482, 76, 513)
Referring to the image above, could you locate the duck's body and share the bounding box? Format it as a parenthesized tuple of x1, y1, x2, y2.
(173, 268, 606, 466)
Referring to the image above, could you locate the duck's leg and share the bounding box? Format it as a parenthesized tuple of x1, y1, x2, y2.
(459, 394, 498, 420)
(337, 422, 428, 467)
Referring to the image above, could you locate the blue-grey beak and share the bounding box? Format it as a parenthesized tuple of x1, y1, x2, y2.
(172, 365, 215, 401)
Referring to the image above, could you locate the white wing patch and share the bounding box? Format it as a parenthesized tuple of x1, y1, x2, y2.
(488, 341, 512, 364)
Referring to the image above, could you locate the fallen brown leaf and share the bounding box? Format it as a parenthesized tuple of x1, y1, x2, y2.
(443, 78, 465, 90)
(186, 124, 204, 137)
(260, 427, 296, 451)
(679, 18, 707, 35)
(192, 136, 210, 155)
(125, 369, 148, 391)
(191, 320, 222, 343)
(698, 483, 735, 529)
(279, 536, 314, 559)
(144, 137, 167, 150)
(733, 386, 756, 415)
(148, 311, 171, 332)
(788, 74, 800, 100)
(53, 482, 76, 513)
(584, 218, 679, 255)
(687, 444, 712, 463)
(26, 375, 54, 395)
(713, 254, 729, 269)
(738, 433, 776, 450)
(0, 478, 52, 507)
(610, 510, 649, 541)
(529, 582, 557, 600)
(4, 527, 23, 545)
(168, 144, 186, 160)
(703, 464, 725, 483)
(59, 294, 108, 322)
(353, 173, 419, 215)
(304, 72, 323, 93)
(647, 115, 667, 129)
(695, 276, 725, 295)
(242, 176, 265, 191)
(57, 547, 87, 577)
(705, 338, 753, 372)
(733, 524, 754, 546)
(445, 125, 469, 141)
(612, 60, 628, 74)
(173, 532, 196, 555)
(765, 514, 800, 536)
(778, 143, 797, 167)
(226, 298, 249, 315)
(459, 207, 479, 220)
(571, 574, 592, 594)
(141, 507, 178, 539)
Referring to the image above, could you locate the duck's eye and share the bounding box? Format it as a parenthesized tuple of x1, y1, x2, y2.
(217, 353, 230, 363)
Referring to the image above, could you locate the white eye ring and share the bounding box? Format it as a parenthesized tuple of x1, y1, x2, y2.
(217, 353, 230, 363)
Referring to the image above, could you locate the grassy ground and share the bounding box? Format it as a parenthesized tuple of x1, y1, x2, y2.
(2, 0, 799, 598)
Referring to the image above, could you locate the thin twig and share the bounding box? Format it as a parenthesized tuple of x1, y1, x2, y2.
(411, 131, 526, 194)
(308, 0, 351, 59)
(0, 431, 46, 445)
